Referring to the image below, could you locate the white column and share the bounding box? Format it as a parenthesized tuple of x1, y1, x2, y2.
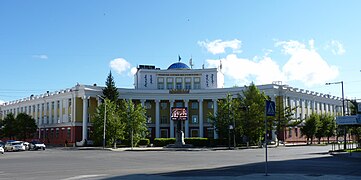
(49, 101, 53, 124)
(27, 105, 30, 115)
(184, 99, 189, 138)
(71, 97, 76, 122)
(54, 100, 58, 123)
(65, 98, 69, 122)
(44, 102, 48, 125)
(59, 99, 62, 123)
(213, 99, 219, 139)
(82, 96, 88, 141)
(40, 103, 44, 125)
(300, 99, 304, 120)
(97, 97, 102, 107)
(140, 100, 146, 107)
(294, 98, 299, 119)
(35, 104, 39, 125)
(155, 100, 160, 138)
(199, 99, 204, 137)
(169, 100, 174, 138)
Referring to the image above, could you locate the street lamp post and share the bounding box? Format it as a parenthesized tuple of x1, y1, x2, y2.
(325, 81, 346, 149)
(97, 95, 107, 149)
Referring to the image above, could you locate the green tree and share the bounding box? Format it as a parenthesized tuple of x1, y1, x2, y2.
(120, 100, 148, 147)
(2, 113, 17, 139)
(273, 96, 300, 145)
(102, 71, 119, 102)
(301, 113, 319, 144)
(16, 113, 37, 141)
(323, 114, 336, 143)
(92, 99, 124, 147)
(239, 83, 267, 145)
(0, 118, 4, 138)
(208, 94, 236, 140)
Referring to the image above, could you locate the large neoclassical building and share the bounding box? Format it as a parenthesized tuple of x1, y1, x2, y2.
(0, 62, 345, 145)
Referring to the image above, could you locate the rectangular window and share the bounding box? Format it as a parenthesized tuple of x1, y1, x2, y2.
(206, 117, 212, 123)
(157, 83, 164, 89)
(146, 116, 152, 123)
(191, 102, 199, 109)
(51, 102, 55, 109)
(191, 115, 198, 124)
(67, 128, 71, 138)
(289, 128, 292, 138)
(145, 102, 152, 109)
(50, 129, 54, 138)
(160, 116, 168, 124)
(207, 101, 214, 109)
(68, 98, 72, 107)
(191, 129, 199, 137)
(194, 82, 201, 89)
(176, 82, 182, 89)
(185, 82, 191, 90)
(161, 102, 167, 110)
(295, 128, 298, 137)
(57, 100, 60, 109)
(161, 129, 168, 138)
(175, 102, 183, 108)
(207, 128, 214, 138)
(167, 83, 173, 90)
(56, 128, 59, 138)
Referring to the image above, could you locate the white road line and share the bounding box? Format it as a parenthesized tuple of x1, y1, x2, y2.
(61, 174, 108, 180)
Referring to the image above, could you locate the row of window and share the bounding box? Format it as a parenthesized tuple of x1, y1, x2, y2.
(40, 128, 72, 139)
(145, 101, 214, 110)
(3, 98, 73, 116)
(157, 82, 201, 90)
(286, 97, 341, 112)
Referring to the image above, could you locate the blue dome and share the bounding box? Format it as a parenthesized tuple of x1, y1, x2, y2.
(167, 62, 190, 70)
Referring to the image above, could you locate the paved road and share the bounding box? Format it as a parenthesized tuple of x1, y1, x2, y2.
(0, 145, 360, 179)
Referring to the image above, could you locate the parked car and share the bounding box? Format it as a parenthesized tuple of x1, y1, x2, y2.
(29, 141, 46, 150)
(0, 146, 4, 154)
(4, 141, 26, 151)
(22, 141, 30, 151)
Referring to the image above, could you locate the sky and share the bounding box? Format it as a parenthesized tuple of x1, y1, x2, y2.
(1, 0, 361, 104)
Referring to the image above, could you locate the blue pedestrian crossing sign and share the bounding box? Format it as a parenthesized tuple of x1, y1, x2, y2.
(266, 100, 276, 116)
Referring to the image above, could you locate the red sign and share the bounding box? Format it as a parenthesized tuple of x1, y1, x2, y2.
(171, 107, 188, 121)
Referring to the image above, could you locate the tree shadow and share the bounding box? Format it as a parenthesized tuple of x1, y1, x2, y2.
(102, 154, 361, 179)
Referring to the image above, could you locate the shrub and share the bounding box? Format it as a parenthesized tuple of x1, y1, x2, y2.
(138, 139, 150, 146)
(154, 138, 176, 147)
(184, 138, 208, 147)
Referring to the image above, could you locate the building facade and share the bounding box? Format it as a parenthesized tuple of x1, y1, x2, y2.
(0, 62, 345, 145)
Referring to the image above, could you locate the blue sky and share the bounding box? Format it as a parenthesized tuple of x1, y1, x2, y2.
(1, 1, 361, 103)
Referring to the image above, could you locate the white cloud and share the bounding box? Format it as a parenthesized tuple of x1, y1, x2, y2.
(206, 54, 285, 86)
(130, 67, 138, 76)
(32, 54, 48, 59)
(277, 40, 339, 86)
(0, 100, 4, 105)
(206, 39, 339, 87)
(109, 58, 131, 75)
(325, 40, 345, 55)
(198, 39, 242, 54)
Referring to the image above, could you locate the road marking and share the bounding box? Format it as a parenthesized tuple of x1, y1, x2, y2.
(61, 174, 107, 180)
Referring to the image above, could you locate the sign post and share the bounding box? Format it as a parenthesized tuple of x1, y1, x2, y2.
(170, 107, 188, 147)
(265, 100, 276, 176)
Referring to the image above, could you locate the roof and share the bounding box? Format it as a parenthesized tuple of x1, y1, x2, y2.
(167, 62, 190, 70)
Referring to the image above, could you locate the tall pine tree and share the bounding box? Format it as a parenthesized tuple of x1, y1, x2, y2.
(103, 71, 119, 102)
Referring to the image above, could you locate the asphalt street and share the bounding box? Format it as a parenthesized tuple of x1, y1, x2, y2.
(0, 145, 360, 180)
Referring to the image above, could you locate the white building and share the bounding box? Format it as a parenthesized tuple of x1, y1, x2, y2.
(0, 62, 344, 145)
